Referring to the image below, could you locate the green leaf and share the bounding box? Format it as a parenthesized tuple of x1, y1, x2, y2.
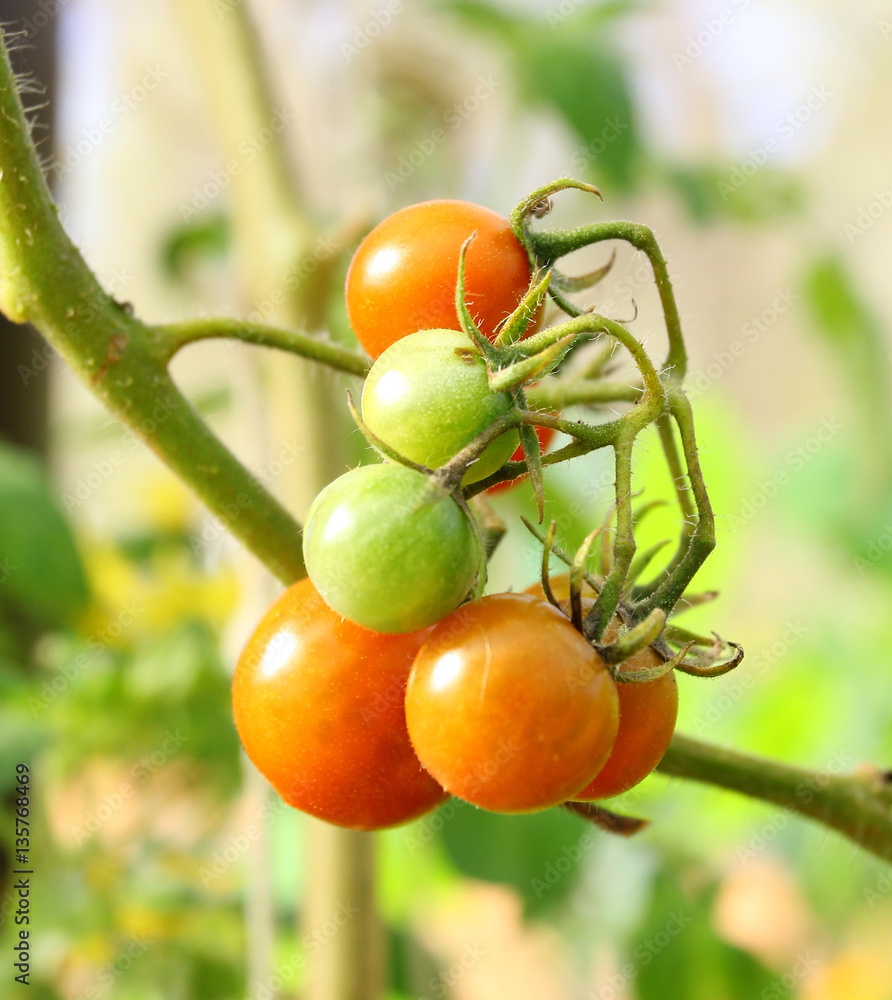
(801, 252, 892, 481)
(634, 872, 777, 1000)
(662, 162, 803, 224)
(437, 800, 593, 914)
(441, 0, 642, 192)
(161, 212, 230, 281)
(803, 254, 882, 352)
(517, 38, 640, 193)
(0, 443, 89, 628)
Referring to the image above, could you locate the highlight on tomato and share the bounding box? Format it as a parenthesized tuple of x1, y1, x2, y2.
(405, 593, 619, 813)
(232, 578, 448, 830)
(345, 199, 538, 359)
(303, 463, 479, 634)
(361, 328, 518, 484)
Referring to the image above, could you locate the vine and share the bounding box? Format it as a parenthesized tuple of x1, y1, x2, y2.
(1, 25, 890, 883)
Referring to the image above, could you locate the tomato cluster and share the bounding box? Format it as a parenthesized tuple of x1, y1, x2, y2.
(232, 200, 679, 830)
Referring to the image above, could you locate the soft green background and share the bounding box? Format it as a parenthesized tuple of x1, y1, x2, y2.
(2, 1, 891, 998)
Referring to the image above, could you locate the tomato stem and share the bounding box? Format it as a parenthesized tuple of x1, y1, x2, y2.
(157, 318, 370, 377)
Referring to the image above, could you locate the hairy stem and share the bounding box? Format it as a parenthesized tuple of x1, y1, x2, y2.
(158, 317, 370, 376)
(0, 34, 304, 583)
(525, 217, 687, 378)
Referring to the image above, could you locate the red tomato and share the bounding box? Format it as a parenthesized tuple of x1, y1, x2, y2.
(573, 645, 677, 800)
(345, 200, 538, 359)
(525, 580, 678, 799)
(405, 594, 619, 813)
(232, 578, 448, 830)
(487, 423, 557, 493)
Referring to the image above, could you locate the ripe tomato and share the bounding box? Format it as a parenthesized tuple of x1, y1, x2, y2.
(525, 580, 678, 799)
(303, 463, 479, 633)
(487, 423, 556, 494)
(346, 200, 537, 359)
(405, 594, 619, 813)
(232, 578, 447, 830)
(573, 646, 677, 800)
(361, 329, 518, 484)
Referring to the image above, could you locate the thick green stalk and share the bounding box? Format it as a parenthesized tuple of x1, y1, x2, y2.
(0, 35, 303, 583)
(658, 735, 892, 864)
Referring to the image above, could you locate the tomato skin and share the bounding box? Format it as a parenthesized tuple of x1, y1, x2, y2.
(405, 594, 619, 813)
(232, 578, 447, 830)
(573, 649, 677, 800)
(362, 329, 518, 484)
(303, 463, 478, 634)
(346, 200, 537, 359)
(525, 580, 678, 799)
(487, 423, 556, 494)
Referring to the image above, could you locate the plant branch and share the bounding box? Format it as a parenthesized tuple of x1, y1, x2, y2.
(4, 30, 892, 878)
(158, 317, 370, 376)
(524, 217, 687, 378)
(0, 31, 304, 584)
(526, 378, 642, 409)
(658, 734, 892, 864)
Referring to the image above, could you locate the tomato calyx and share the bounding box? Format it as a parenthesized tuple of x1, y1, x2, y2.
(526, 518, 746, 683)
(509, 178, 618, 319)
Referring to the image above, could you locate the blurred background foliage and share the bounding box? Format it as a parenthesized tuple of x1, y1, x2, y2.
(1, 0, 892, 997)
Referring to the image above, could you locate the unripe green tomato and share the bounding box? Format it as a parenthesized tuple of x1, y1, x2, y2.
(303, 463, 479, 633)
(361, 329, 518, 484)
